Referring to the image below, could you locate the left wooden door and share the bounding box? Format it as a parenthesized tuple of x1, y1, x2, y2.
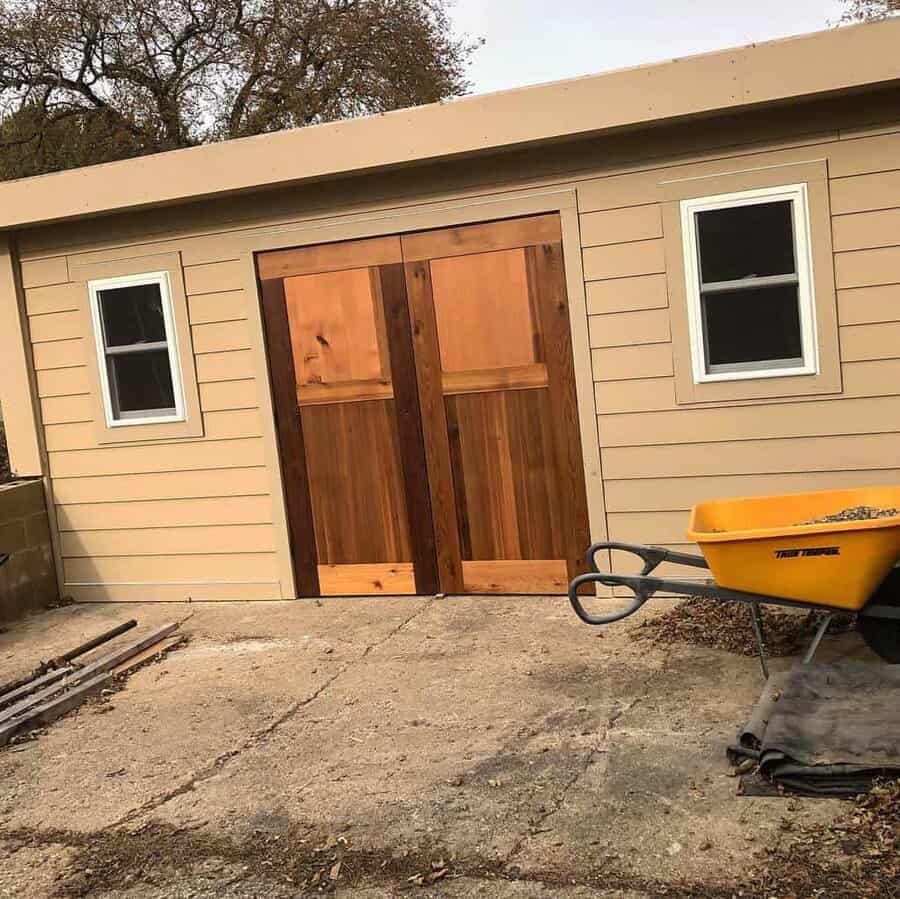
(257, 237, 439, 597)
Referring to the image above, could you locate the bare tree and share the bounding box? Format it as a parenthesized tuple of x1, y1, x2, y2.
(839, 0, 899, 21)
(0, 0, 478, 178)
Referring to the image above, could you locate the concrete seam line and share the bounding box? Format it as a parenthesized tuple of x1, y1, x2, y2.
(113, 597, 435, 828)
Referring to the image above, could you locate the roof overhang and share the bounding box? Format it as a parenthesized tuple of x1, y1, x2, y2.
(2, 18, 899, 231)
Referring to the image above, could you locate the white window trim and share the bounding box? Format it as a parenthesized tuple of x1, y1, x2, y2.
(87, 270, 187, 427)
(680, 183, 819, 384)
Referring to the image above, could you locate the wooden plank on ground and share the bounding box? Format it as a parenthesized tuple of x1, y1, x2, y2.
(0, 623, 179, 728)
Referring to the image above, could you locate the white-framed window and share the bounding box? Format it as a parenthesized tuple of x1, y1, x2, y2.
(87, 271, 186, 426)
(680, 183, 818, 384)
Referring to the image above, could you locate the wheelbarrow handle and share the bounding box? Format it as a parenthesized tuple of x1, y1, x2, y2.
(568, 571, 661, 625)
(585, 542, 709, 575)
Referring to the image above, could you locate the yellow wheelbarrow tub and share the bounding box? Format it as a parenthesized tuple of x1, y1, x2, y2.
(687, 486, 900, 609)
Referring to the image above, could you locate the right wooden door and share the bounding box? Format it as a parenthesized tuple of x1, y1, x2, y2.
(401, 215, 591, 594)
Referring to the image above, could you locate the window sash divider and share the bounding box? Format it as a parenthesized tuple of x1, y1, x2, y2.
(104, 340, 170, 356)
(699, 272, 799, 295)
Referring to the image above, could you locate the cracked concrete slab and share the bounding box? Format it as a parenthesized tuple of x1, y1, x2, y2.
(0, 596, 875, 897)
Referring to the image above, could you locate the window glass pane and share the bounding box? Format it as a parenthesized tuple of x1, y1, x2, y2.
(702, 283, 803, 369)
(99, 282, 167, 347)
(107, 349, 175, 416)
(697, 201, 795, 284)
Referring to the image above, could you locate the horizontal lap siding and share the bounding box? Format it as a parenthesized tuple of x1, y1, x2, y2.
(579, 128, 900, 558)
(22, 255, 282, 600)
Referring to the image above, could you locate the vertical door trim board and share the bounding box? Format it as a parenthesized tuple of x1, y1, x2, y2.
(240, 187, 609, 599)
(403, 259, 465, 592)
(526, 241, 593, 581)
(378, 263, 441, 593)
(253, 269, 318, 597)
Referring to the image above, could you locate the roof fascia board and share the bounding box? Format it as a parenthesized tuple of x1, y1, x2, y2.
(1, 18, 898, 230)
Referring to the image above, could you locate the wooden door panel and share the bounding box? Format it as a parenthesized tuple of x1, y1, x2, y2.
(429, 249, 540, 372)
(461, 560, 568, 595)
(445, 389, 567, 562)
(302, 399, 412, 566)
(285, 267, 389, 388)
(259, 241, 436, 597)
(318, 563, 416, 596)
(405, 214, 591, 595)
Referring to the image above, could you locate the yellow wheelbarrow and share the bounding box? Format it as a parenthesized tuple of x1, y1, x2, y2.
(568, 486, 900, 675)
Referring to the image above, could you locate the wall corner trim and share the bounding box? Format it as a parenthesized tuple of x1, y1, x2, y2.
(0, 235, 44, 476)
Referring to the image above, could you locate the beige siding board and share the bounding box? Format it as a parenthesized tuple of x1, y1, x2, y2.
(44, 422, 95, 452)
(20, 256, 68, 289)
(830, 130, 900, 177)
(28, 310, 82, 343)
(834, 246, 900, 289)
(202, 408, 263, 440)
(599, 395, 900, 448)
(592, 342, 675, 381)
(196, 349, 257, 383)
(840, 322, 900, 361)
(585, 273, 668, 315)
(24, 282, 80, 316)
(595, 377, 677, 414)
(191, 319, 252, 353)
(589, 308, 670, 348)
(591, 359, 900, 418)
(841, 358, 900, 397)
(60, 524, 276, 557)
(52, 467, 271, 504)
(837, 284, 900, 325)
(48, 437, 265, 478)
(35, 366, 90, 398)
(602, 433, 900, 480)
(66, 582, 282, 602)
(64, 552, 280, 583)
(40, 394, 92, 425)
(57, 495, 274, 531)
(44, 408, 260, 451)
(579, 205, 662, 247)
(582, 239, 666, 281)
(184, 260, 245, 295)
(188, 289, 248, 325)
(607, 511, 691, 545)
(832, 208, 900, 252)
(199, 379, 259, 412)
(830, 170, 900, 215)
(32, 338, 85, 371)
(605, 469, 900, 513)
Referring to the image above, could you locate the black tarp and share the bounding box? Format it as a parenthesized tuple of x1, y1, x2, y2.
(729, 662, 900, 796)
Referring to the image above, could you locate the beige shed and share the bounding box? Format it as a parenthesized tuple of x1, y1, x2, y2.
(1, 19, 899, 604)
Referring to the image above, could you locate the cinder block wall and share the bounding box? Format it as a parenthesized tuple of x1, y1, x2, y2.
(0, 480, 58, 623)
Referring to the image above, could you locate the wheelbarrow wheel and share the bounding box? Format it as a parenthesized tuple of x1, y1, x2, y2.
(858, 568, 900, 663)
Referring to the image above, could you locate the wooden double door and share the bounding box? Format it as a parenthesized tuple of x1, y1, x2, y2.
(258, 214, 590, 597)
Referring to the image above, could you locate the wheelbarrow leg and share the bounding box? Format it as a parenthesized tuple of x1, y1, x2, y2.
(802, 614, 833, 665)
(749, 602, 769, 680)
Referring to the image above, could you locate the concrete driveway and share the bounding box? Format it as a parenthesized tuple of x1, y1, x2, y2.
(0, 595, 866, 898)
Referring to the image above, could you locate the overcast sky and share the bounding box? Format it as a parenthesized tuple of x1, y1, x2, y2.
(450, 0, 849, 95)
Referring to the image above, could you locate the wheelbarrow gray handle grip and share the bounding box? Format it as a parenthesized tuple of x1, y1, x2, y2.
(568, 571, 660, 625)
(585, 542, 709, 575)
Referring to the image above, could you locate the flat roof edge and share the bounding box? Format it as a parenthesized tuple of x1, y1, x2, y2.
(1, 18, 899, 231)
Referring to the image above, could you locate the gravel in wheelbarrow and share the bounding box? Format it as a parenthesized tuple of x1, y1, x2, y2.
(799, 505, 899, 525)
(633, 597, 854, 657)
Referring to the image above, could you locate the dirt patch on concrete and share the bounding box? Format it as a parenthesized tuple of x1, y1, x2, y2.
(748, 779, 900, 899)
(3, 821, 739, 898)
(634, 598, 851, 657)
